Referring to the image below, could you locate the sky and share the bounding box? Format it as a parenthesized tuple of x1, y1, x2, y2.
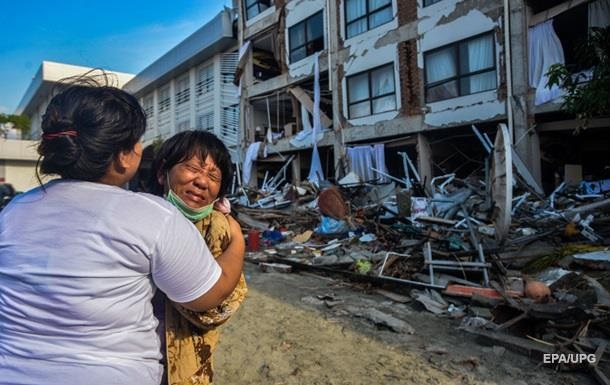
(0, 1, 231, 114)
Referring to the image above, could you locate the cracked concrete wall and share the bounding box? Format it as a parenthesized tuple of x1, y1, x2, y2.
(339, 0, 401, 127)
(417, 0, 506, 128)
(285, 0, 327, 78)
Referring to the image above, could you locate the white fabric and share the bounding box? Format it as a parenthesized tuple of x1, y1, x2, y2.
(242, 141, 262, 185)
(373, 143, 389, 183)
(346, 0, 367, 37)
(347, 146, 375, 182)
(464, 34, 495, 93)
(528, 20, 566, 105)
(346, 0, 366, 22)
(308, 53, 325, 184)
(289, 104, 324, 147)
(347, 144, 388, 183)
(589, 0, 610, 28)
(425, 47, 456, 83)
(0, 180, 221, 385)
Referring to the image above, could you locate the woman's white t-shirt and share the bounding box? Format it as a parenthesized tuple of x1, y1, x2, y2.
(0, 180, 221, 385)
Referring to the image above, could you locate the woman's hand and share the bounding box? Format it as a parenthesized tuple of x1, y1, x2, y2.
(180, 215, 245, 312)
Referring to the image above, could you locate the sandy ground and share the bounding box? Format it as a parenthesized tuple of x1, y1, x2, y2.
(213, 261, 591, 385)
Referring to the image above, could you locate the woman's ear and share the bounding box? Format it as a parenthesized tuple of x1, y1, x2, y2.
(156, 160, 167, 186)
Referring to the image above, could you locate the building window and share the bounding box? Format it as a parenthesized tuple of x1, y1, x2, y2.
(196, 64, 214, 96)
(424, 33, 496, 103)
(245, 0, 271, 20)
(347, 63, 396, 118)
(345, 0, 393, 39)
(175, 76, 190, 105)
(143, 94, 154, 119)
(424, 0, 443, 6)
(289, 11, 324, 63)
(197, 112, 214, 131)
(177, 120, 190, 132)
(158, 86, 170, 113)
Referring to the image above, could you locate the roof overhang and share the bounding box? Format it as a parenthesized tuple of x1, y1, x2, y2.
(123, 8, 237, 97)
(15, 61, 134, 116)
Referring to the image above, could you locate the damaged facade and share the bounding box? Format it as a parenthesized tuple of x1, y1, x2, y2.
(235, 0, 610, 195)
(233, 3, 610, 382)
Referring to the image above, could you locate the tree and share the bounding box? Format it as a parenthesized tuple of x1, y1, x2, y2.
(0, 114, 31, 139)
(546, 26, 610, 133)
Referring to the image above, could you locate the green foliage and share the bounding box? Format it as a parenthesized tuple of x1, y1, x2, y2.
(0, 114, 31, 139)
(546, 26, 610, 133)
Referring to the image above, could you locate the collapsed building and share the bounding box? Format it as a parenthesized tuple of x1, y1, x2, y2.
(234, 0, 610, 194)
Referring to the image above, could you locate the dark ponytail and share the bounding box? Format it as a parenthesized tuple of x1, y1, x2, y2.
(38, 79, 146, 181)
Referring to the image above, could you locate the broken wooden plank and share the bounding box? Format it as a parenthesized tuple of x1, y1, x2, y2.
(288, 86, 333, 129)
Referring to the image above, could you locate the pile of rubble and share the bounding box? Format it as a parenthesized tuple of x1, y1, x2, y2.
(231, 125, 610, 383)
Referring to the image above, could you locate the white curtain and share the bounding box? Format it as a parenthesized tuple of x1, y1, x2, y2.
(589, 0, 610, 28)
(346, 0, 367, 37)
(346, 0, 366, 22)
(347, 146, 375, 182)
(372, 65, 394, 96)
(426, 48, 456, 84)
(242, 142, 262, 185)
(464, 34, 496, 93)
(308, 53, 325, 184)
(348, 72, 370, 118)
(369, 0, 391, 9)
(372, 65, 396, 113)
(369, 0, 392, 29)
(373, 144, 388, 183)
(347, 144, 388, 183)
(528, 20, 565, 105)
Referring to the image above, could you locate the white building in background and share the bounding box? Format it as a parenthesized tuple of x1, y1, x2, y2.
(16, 61, 134, 139)
(123, 8, 241, 162)
(0, 139, 40, 192)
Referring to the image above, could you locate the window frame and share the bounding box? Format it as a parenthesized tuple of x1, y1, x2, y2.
(346, 62, 397, 119)
(175, 75, 190, 106)
(143, 94, 154, 119)
(196, 64, 214, 97)
(423, 32, 497, 103)
(423, 0, 443, 7)
(345, 0, 393, 39)
(245, 0, 272, 20)
(288, 10, 325, 63)
(158, 86, 171, 113)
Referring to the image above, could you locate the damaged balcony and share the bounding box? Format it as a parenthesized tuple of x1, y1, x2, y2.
(528, 0, 609, 113)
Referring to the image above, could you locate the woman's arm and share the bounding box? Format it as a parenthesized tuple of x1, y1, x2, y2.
(180, 216, 245, 311)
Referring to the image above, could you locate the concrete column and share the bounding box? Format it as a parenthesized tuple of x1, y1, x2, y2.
(329, 0, 347, 178)
(291, 152, 301, 185)
(509, 0, 541, 184)
(416, 133, 433, 194)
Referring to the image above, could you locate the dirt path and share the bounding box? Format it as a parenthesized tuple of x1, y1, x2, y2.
(214, 262, 589, 385)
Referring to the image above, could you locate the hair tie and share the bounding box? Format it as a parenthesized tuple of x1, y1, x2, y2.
(42, 130, 78, 140)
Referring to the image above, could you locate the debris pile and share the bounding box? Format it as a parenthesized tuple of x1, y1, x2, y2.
(231, 124, 610, 383)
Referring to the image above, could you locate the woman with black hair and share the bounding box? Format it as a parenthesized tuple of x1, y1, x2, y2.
(149, 130, 247, 385)
(0, 82, 244, 385)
